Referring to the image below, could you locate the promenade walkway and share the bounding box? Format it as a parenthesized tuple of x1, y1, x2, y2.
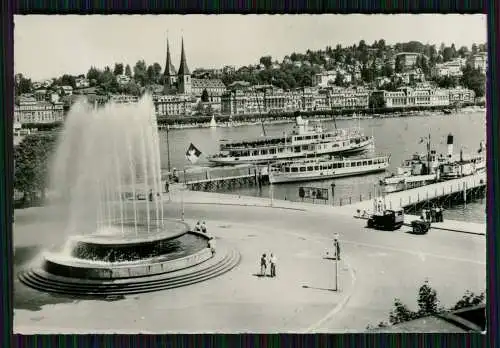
(13, 187, 485, 333)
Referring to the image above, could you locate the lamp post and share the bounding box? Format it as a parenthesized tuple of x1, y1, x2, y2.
(333, 232, 340, 292)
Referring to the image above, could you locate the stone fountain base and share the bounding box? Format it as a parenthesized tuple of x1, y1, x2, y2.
(18, 219, 241, 297)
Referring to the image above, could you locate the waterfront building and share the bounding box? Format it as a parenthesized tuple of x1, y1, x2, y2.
(14, 96, 64, 124)
(377, 87, 451, 108)
(221, 89, 247, 115)
(448, 87, 475, 104)
(109, 94, 139, 104)
(154, 94, 194, 116)
(191, 78, 226, 104)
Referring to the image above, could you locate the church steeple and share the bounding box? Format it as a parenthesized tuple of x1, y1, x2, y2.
(177, 37, 190, 76)
(163, 37, 176, 77)
(177, 37, 192, 94)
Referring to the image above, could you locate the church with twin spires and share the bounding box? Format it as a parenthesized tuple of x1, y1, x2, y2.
(162, 37, 226, 103)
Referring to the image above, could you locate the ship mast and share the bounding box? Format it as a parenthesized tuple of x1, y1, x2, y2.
(254, 86, 267, 136)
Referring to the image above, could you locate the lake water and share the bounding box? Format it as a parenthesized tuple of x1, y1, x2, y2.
(159, 111, 487, 224)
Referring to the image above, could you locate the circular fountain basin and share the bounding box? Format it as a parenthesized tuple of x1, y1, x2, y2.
(74, 219, 190, 246)
(39, 219, 213, 280)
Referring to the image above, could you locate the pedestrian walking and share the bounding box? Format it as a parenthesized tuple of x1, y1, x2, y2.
(260, 253, 267, 276)
(165, 180, 170, 193)
(148, 189, 153, 202)
(269, 253, 277, 277)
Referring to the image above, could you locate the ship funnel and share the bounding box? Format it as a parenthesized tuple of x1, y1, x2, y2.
(447, 133, 454, 160)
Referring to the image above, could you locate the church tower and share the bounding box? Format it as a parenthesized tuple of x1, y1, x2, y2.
(177, 37, 192, 95)
(163, 36, 177, 94)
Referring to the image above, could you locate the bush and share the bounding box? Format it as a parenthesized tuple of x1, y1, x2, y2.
(376, 280, 485, 328)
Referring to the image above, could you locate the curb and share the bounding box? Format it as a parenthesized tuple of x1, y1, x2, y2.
(168, 199, 307, 212)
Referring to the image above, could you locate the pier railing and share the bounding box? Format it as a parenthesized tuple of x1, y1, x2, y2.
(163, 165, 262, 185)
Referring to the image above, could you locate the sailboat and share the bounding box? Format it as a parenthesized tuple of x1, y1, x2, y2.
(210, 115, 217, 128)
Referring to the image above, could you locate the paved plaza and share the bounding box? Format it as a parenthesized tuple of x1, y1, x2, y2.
(13, 190, 485, 333)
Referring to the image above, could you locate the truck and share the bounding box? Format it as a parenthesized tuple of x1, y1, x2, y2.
(367, 209, 405, 231)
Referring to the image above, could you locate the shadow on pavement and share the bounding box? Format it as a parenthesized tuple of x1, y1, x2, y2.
(302, 285, 338, 292)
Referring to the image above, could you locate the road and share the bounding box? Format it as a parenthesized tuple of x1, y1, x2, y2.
(13, 199, 485, 333)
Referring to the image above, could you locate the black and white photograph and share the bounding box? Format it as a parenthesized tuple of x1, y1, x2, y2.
(13, 14, 487, 333)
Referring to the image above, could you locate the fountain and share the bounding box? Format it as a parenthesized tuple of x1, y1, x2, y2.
(18, 95, 240, 297)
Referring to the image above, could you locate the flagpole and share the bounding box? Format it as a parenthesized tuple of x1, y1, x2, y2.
(167, 124, 171, 173)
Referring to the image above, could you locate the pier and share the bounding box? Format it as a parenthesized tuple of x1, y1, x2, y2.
(340, 172, 486, 235)
(343, 172, 486, 213)
(179, 165, 269, 191)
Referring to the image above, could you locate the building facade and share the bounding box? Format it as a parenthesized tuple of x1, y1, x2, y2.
(380, 87, 451, 108)
(14, 97, 64, 124)
(154, 94, 194, 116)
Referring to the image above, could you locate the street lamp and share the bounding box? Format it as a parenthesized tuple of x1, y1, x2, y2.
(333, 232, 340, 291)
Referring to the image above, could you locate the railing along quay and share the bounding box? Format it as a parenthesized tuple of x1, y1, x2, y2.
(175, 165, 269, 191)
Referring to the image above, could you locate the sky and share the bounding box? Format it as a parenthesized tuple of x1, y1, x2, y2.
(14, 14, 487, 81)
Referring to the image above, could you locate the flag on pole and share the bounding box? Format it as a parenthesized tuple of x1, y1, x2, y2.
(186, 143, 202, 164)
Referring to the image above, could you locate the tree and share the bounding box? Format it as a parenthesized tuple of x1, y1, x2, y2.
(259, 56, 273, 69)
(416, 280, 440, 316)
(461, 65, 486, 98)
(452, 290, 485, 310)
(395, 56, 405, 73)
(146, 65, 155, 85)
(16, 75, 32, 95)
(442, 47, 454, 62)
(123, 81, 141, 96)
(60, 74, 76, 88)
(87, 66, 101, 83)
(380, 281, 485, 328)
(334, 72, 345, 87)
(14, 132, 58, 203)
(457, 46, 469, 58)
(133, 60, 147, 85)
(201, 89, 209, 102)
(125, 64, 132, 77)
(369, 92, 385, 108)
(152, 63, 162, 83)
(113, 63, 124, 76)
(436, 75, 457, 89)
(381, 63, 394, 78)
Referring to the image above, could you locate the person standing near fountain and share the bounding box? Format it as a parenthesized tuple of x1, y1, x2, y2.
(260, 253, 267, 276)
(269, 253, 277, 277)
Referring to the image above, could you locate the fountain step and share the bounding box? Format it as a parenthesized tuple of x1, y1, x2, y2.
(18, 246, 240, 297)
(18, 251, 240, 297)
(22, 249, 236, 291)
